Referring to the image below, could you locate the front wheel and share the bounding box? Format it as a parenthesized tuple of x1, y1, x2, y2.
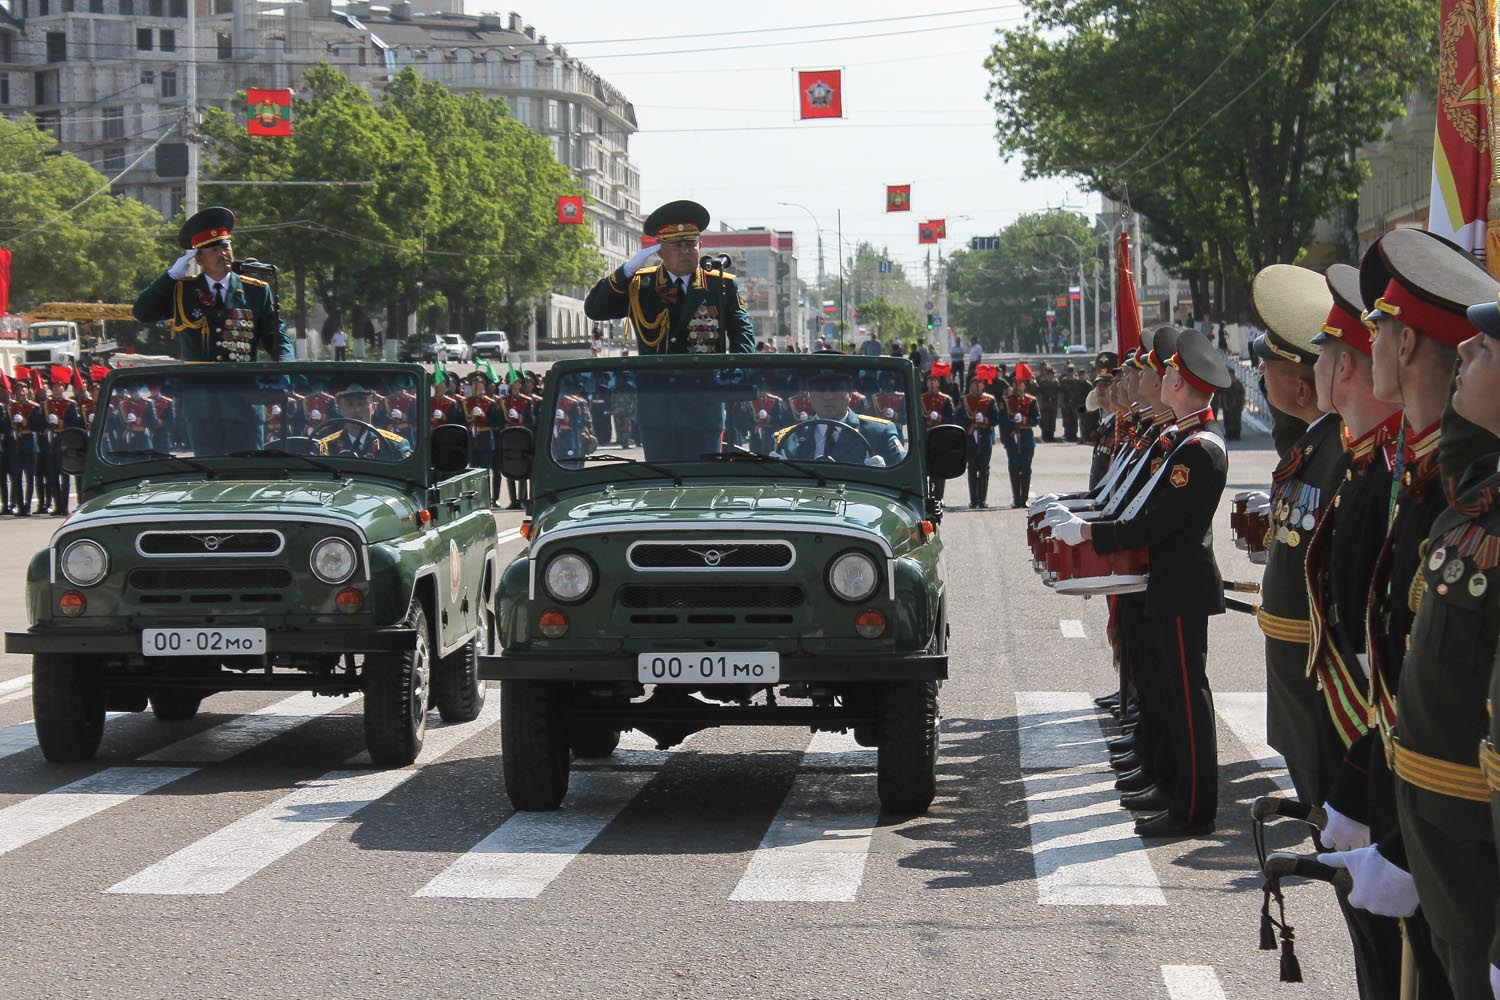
(876, 681, 939, 814)
(363, 602, 431, 766)
(500, 679, 570, 809)
(32, 654, 106, 762)
(433, 604, 492, 723)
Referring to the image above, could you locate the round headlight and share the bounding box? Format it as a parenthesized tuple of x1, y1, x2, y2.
(310, 537, 357, 585)
(827, 551, 879, 603)
(60, 539, 108, 587)
(544, 553, 595, 603)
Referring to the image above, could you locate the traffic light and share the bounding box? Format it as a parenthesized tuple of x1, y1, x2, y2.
(926, 313, 935, 330)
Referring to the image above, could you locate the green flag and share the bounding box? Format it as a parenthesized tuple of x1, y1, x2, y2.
(433, 358, 447, 387)
(478, 357, 499, 384)
(507, 358, 519, 384)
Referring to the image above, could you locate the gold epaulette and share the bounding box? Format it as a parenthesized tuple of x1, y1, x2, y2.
(633, 265, 661, 281)
(704, 269, 738, 281)
(859, 414, 894, 426)
(377, 428, 407, 444)
(239, 275, 267, 287)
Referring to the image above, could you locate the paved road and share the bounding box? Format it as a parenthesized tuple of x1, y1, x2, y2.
(0, 430, 1357, 1000)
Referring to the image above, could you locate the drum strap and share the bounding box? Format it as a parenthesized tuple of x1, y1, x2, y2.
(1102, 433, 1176, 516)
(1119, 431, 1226, 521)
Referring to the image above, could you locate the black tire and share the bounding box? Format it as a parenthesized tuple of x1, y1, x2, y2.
(570, 724, 622, 759)
(876, 680, 939, 814)
(363, 602, 431, 766)
(149, 690, 204, 721)
(433, 603, 492, 723)
(500, 679, 570, 810)
(32, 654, 106, 762)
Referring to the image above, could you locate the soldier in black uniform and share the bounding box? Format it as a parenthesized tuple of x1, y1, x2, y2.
(584, 200, 754, 462)
(1059, 364, 1086, 441)
(1055, 330, 1231, 837)
(1246, 264, 1349, 812)
(1316, 229, 1499, 1000)
(1035, 363, 1060, 442)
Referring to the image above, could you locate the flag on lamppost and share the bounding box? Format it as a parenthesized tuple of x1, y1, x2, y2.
(929, 219, 947, 239)
(1114, 230, 1142, 356)
(1428, 0, 1490, 263)
(245, 88, 292, 137)
(557, 195, 584, 224)
(917, 222, 938, 245)
(797, 69, 843, 119)
(0, 247, 10, 315)
(885, 184, 911, 212)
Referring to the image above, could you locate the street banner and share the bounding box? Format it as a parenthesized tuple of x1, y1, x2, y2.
(0, 247, 10, 316)
(246, 88, 292, 137)
(1115, 231, 1142, 356)
(557, 195, 584, 224)
(822, 300, 837, 315)
(797, 69, 843, 119)
(918, 222, 939, 245)
(886, 185, 911, 212)
(1428, 0, 1490, 262)
(930, 219, 947, 239)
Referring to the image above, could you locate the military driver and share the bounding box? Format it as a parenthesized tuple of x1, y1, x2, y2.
(316, 384, 412, 460)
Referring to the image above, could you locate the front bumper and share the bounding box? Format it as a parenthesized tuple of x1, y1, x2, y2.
(479, 651, 947, 682)
(6, 627, 418, 655)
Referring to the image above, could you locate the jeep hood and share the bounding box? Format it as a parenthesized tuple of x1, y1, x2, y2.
(531, 484, 923, 553)
(65, 479, 421, 542)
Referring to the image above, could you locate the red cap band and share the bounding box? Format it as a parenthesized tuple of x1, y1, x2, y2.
(1377, 278, 1475, 347)
(1320, 304, 1372, 355)
(190, 226, 231, 249)
(1169, 353, 1216, 395)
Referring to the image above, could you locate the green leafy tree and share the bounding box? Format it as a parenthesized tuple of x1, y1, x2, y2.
(986, 0, 1432, 318)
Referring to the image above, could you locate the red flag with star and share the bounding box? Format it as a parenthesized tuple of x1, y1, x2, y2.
(1114, 231, 1142, 357)
(929, 219, 947, 240)
(557, 195, 584, 225)
(886, 185, 911, 212)
(1428, 0, 1491, 264)
(918, 222, 938, 245)
(797, 70, 843, 120)
(246, 88, 292, 137)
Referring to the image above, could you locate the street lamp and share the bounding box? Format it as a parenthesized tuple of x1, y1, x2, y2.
(778, 201, 824, 348)
(1043, 232, 1091, 352)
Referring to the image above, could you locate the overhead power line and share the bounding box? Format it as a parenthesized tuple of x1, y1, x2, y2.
(560, 5, 1021, 45)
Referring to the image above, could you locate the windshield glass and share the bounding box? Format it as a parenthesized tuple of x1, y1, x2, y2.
(27, 323, 73, 343)
(94, 368, 425, 466)
(545, 363, 913, 470)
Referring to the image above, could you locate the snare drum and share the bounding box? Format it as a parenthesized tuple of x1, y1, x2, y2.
(1244, 508, 1271, 565)
(1048, 538, 1148, 596)
(1230, 490, 1269, 551)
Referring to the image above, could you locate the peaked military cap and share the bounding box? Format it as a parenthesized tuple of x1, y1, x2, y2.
(644, 200, 710, 244)
(1094, 351, 1119, 372)
(180, 206, 235, 250)
(1169, 328, 1232, 392)
(1359, 227, 1498, 348)
(336, 382, 377, 398)
(806, 370, 854, 390)
(1250, 263, 1328, 365)
(1312, 263, 1372, 354)
(1147, 325, 1181, 375)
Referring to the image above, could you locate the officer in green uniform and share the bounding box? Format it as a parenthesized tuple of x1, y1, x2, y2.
(1246, 264, 1349, 812)
(773, 371, 905, 467)
(1035, 363, 1060, 442)
(315, 384, 412, 460)
(1317, 228, 1500, 1000)
(583, 200, 754, 462)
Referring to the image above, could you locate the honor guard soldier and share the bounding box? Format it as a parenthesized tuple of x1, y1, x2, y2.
(384, 384, 417, 439)
(1246, 264, 1350, 812)
(1054, 330, 1231, 837)
(922, 371, 957, 502)
(749, 377, 789, 455)
(12, 383, 41, 515)
(149, 383, 177, 451)
(1003, 362, 1041, 507)
(961, 374, 1003, 509)
(496, 378, 533, 508)
(872, 376, 907, 439)
(432, 380, 464, 428)
(304, 387, 337, 437)
(610, 372, 638, 449)
(467, 375, 497, 475)
(1316, 229, 1500, 1000)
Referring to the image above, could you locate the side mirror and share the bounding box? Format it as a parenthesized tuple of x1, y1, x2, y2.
(925, 424, 967, 481)
(58, 427, 89, 477)
(430, 423, 469, 474)
(499, 426, 534, 480)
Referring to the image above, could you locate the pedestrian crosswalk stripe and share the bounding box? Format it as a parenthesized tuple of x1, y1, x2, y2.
(0, 766, 197, 858)
(140, 691, 357, 764)
(0, 720, 38, 761)
(1016, 691, 1166, 907)
(0, 675, 30, 697)
(1161, 965, 1228, 1000)
(1059, 619, 1086, 639)
(415, 772, 652, 900)
(730, 731, 880, 903)
(108, 698, 501, 895)
(1214, 691, 1292, 792)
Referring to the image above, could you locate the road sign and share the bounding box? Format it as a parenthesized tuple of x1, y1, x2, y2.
(878, 259, 893, 274)
(969, 236, 1000, 251)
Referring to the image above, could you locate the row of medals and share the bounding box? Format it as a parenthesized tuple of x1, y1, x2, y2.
(1270, 488, 1319, 549)
(1428, 543, 1489, 599)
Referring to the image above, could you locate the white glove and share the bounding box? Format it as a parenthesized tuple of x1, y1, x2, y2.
(471, 406, 483, 418)
(433, 408, 444, 421)
(309, 408, 323, 422)
(507, 408, 518, 420)
(863, 455, 886, 467)
(884, 407, 894, 418)
(622, 243, 658, 278)
(975, 412, 986, 424)
(757, 408, 769, 420)
(929, 410, 940, 422)
(1029, 493, 1060, 514)
(270, 404, 282, 415)
(797, 410, 810, 421)
(1052, 517, 1087, 547)
(390, 408, 404, 421)
(1084, 388, 1100, 412)
(167, 248, 198, 279)
(1318, 847, 1419, 918)
(555, 408, 565, 421)
(1490, 964, 1498, 1000)
(1040, 506, 1075, 528)
(768, 450, 786, 460)
(1321, 802, 1370, 852)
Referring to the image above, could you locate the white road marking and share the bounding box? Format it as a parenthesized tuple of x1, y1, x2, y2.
(0, 690, 31, 706)
(1162, 965, 1229, 1000)
(140, 691, 357, 763)
(416, 772, 651, 900)
(800, 728, 876, 771)
(0, 675, 31, 696)
(1016, 691, 1166, 907)
(0, 767, 196, 857)
(1215, 691, 1293, 792)
(496, 527, 523, 545)
(109, 698, 500, 895)
(0, 721, 39, 761)
(1059, 619, 1086, 639)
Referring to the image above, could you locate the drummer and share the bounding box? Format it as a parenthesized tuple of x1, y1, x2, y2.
(1051, 329, 1231, 838)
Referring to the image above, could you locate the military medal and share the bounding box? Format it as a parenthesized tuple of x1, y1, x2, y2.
(1442, 559, 1466, 586)
(1287, 529, 1300, 548)
(1301, 513, 1315, 530)
(1469, 572, 1489, 598)
(1428, 546, 1447, 572)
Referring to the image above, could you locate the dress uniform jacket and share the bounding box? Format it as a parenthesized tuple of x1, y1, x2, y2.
(133, 271, 292, 362)
(1258, 413, 1349, 806)
(584, 264, 754, 356)
(775, 410, 905, 466)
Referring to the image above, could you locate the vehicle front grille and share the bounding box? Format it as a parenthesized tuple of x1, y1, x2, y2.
(618, 584, 803, 609)
(137, 530, 284, 556)
(128, 567, 293, 604)
(627, 540, 795, 571)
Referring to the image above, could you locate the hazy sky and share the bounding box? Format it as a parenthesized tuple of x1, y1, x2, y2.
(469, 1, 1090, 286)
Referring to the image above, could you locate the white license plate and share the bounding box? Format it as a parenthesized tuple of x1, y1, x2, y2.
(141, 628, 267, 657)
(637, 651, 780, 684)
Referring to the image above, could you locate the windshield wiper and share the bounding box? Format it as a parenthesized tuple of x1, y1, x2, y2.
(227, 449, 345, 480)
(578, 452, 682, 486)
(698, 449, 829, 486)
(106, 450, 216, 477)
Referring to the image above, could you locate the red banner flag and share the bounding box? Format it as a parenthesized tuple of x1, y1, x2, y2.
(918, 222, 938, 245)
(797, 69, 843, 119)
(1427, 0, 1490, 262)
(89, 363, 111, 383)
(929, 219, 947, 239)
(71, 367, 86, 393)
(30, 368, 43, 393)
(929, 360, 951, 377)
(975, 363, 999, 384)
(48, 364, 71, 385)
(0, 247, 10, 316)
(1114, 231, 1142, 357)
(557, 195, 584, 225)
(885, 185, 911, 212)
(246, 88, 293, 137)
(14, 365, 32, 382)
(0, 373, 11, 394)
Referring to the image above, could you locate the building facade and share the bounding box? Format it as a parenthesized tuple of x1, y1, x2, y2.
(699, 227, 799, 350)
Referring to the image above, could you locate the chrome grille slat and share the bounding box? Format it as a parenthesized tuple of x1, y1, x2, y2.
(625, 539, 794, 572)
(137, 530, 284, 558)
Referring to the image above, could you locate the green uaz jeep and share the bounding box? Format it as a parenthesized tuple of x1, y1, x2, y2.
(486, 354, 966, 814)
(5, 362, 499, 767)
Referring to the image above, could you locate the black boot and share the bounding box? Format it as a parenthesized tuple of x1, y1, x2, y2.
(978, 471, 990, 509)
(1020, 472, 1031, 507)
(967, 470, 979, 509)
